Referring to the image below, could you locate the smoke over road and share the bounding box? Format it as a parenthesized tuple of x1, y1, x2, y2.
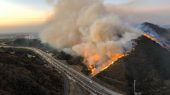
(40, 0, 142, 75)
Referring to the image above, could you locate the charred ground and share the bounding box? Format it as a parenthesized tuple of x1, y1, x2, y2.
(95, 36, 170, 95)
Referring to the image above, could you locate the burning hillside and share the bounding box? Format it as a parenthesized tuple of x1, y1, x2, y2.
(40, 0, 141, 75)
(95, 35, 170, 95)
(90, 53, 125, 76)
(139, 22, 170, 49)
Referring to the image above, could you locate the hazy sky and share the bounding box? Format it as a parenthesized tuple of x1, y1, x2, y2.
(107, 0, 170, 25)
(0, 0, 52, 26)
(0, 0, 170, 27)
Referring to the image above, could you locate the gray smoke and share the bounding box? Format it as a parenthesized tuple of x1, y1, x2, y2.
(40, 0, 142, 73)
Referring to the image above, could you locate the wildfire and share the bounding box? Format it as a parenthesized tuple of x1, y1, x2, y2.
(88, 53, 125, 76)
(87, 34, 164, 76)
(101, 54, 124, 71)
(143, 34, 157, 42)
(143, 33, 162, 45)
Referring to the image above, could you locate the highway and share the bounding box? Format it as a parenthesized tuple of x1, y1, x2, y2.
(0, 46, 122, 95)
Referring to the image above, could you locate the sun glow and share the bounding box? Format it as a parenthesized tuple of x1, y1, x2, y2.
(0, 1, 52, 26)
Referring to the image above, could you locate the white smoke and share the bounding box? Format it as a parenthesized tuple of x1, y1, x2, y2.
(40, 0, 142, 72)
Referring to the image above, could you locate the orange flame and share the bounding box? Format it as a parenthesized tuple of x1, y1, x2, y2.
(144, 33, 169, 50)
(87, 53, 124, 76)
(85, 34, 162, 76)
(143, 33, 161, 45)
(143, 34, 156, 41)
(82, 47, 125, 76)
(100, 54, 124, 71)
(88, 54, 101, 63)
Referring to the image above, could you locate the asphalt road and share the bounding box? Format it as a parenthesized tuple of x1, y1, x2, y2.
(0, 46, 122, 95)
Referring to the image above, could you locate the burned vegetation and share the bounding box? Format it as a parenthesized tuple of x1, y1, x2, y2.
(95, 36, 170, 95)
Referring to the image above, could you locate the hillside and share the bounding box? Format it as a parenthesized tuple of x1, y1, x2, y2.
(95, 36, 170, 95)
(139, 22, 170, 48)
(0, 48, 64, 95)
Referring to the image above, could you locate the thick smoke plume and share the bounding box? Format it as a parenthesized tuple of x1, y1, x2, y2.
(40, 0, 142, 75)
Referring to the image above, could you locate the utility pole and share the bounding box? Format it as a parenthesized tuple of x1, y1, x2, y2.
(134, 80, 142, 95)
(134, 80, 136, 94)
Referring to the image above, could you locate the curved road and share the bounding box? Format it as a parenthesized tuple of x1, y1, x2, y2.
(1, 46, 122, 95)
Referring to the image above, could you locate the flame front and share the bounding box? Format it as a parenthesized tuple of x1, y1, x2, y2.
(86, 53, 125, 76)
(144, 33, 170, 50)
(100, 54, 124, 71)
(143, 34, 157, 42)
(143, 33, 162, 46)
(86, 34, 163, 76)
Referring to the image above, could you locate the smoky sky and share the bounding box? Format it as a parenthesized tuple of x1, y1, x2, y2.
(106, 0, 170, 25)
